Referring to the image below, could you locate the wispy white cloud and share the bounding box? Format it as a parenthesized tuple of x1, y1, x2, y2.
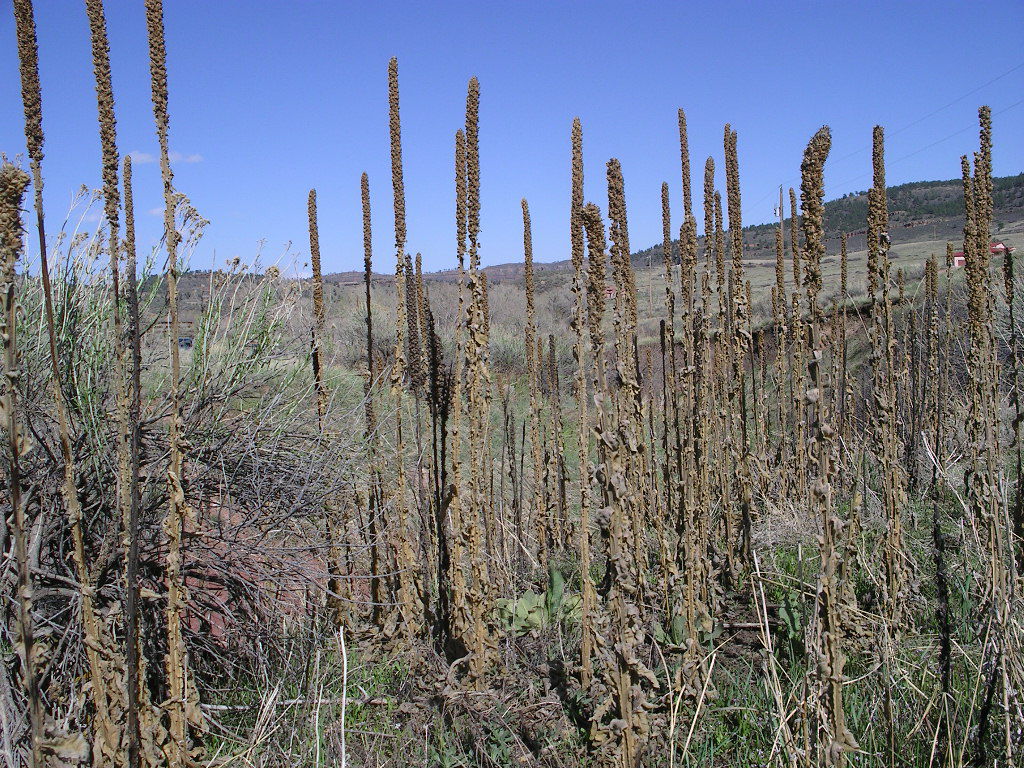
(147, 207, 163, 216)
(128, 150, 203, 164)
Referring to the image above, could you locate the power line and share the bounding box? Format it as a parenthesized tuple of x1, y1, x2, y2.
(827, 98, 1024, 193)
(746, 61, 1024, 209)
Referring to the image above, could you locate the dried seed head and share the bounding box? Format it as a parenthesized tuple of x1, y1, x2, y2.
(840, 233, 848, 297)
(867, 126, 888, 302)
(308, 190, 325, 330)
(86, 0, 120, 238)
(361, 173, 372, 275)
(661, 182, 674, 280)
(789, 187, 800, 291)
(607, 158, 637, 330)
(582, 202, 608, 353)
(124, 155, 135, 258)
(455, 130, 467, 268)
(308, 189, 327, 419)
(523, 199, 537, 364)
(678, 108, 692, 216)
(360, 172, 376, 435)
(406, 253, 425, 390)
(723, 125, 743, 270)
(466, 77, 481, 263)
(571, 118, 585, 274)
(145, 0, 178, 257)
(145, 0, 170, 154)
(799, 126, 831, 313)
(388, 57, 406, 258)
(775, 188, 786, 308)
(714, 191, 725, 290)
(480, 270, 490, 338)
(976, 106, 993, 233)
(13, 0, 43, 167)
(703, 158, 715, 269)
(0, 165, 31, 265)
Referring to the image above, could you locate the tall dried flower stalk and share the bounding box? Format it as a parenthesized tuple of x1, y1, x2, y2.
(14, 2, 121, 762)
(714, 191, 726, 310)
(405, 252, 425, 392)
(703, 159, 715, 273)
(838, 233, 850, 445)
(546, 333, 567, 549)
(607, 159, 638, 338)
(460, 76, 496, 682)
(361, 173, 383, 627)
(789, 187, 807, 500)
(961, 108, 1018, 762)
(308, 189, 327, 426)
(1006, 229, 1024, 568)
(123, 156, 154, 768)
(582, 201, 652, 765)
(773, 188, 791, 465)
(606, 158, 645, 577)
(444, 129, 471, 656)
(0, 162, 42, 768)
(724, 125, 753, 569)
(522, 198, 545, 565)
(387, 57, 420, 639)
(867, 126, 907, 627)
(144, 4, 201, 761)
(790, 187, 801, 298)
(569, 118, 597, 687)
(800, 126, 856, 766)
(85, 1, 131, 559)
(659, 181, 681, 628)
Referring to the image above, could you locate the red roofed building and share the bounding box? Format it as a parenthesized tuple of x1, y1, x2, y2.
(951, 241, 1015, 268)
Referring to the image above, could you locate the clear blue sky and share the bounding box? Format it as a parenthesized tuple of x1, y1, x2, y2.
(2, 0, 1022, 274)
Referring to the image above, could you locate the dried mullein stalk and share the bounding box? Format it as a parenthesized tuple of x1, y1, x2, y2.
(703, 159, 715, 274)
(123, 155, 153, 768)
(546, 333, 567, 550)
(800, 126, 857, 766)
(866, 126, 908, 628)
(360, 172, 383, 628)
(0, 162, 43, 768)
(606, 158, 645, 576)
(85, 0, 132, 557)
(144, 2, 203, 761)
(584, 192, 654, 765)
(387, 57, 421, 640)
(961, 111, 1017, 758)
(790, 187, 801, 298)
(15, 2, 126, 762)
(522, 198, 546, 565)
(724, 125, 753, 569)
(569, 119, 597, 688)
(459, 75, 496, 683)
(607, 159, 638, 337)
(308, 189, 327, 425)
(405, 252, 425, 392)
(838, 233, 850, 444)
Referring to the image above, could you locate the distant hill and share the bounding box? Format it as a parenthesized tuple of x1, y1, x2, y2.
(633, 172, 1024, 268)
(177, 172, 1022, 299)
(421, 172, 1023, 286)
